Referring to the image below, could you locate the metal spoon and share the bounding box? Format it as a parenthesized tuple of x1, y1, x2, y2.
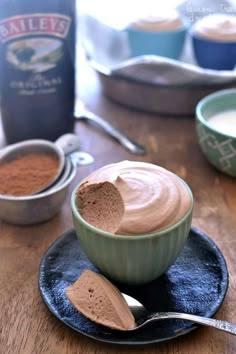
(74, 101, 146, 155)
(123, 293, 236, 335)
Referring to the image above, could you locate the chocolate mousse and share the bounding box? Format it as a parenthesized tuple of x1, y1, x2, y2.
(66, 270, 136, 331)
(131, 9, 184, 32)
(76, 181, 124, 233)
(76, 161, 192, 235)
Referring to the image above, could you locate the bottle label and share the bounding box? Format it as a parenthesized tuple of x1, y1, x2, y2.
(0, 13, 74, 97)
(0, 8, 75, 142)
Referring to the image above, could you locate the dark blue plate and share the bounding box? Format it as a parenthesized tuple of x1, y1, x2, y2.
(38, 227, 228, 346)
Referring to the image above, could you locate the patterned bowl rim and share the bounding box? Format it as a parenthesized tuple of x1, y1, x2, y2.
(196, 88, 236, 140)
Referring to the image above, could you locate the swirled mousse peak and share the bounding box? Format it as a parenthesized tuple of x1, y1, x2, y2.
(76, 161, 192, 235)
(130, 9, 184, 32)
(193, 14, 236, 42)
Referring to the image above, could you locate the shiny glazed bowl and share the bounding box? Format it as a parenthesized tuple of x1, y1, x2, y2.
(126, 21, 188, 59)
(71, 179, 193, 285)
(196, 88, 236, 177)
(0, 158, 77, 225)
(191, 32, 236, 70)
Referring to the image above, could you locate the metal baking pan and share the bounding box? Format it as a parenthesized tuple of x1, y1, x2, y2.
(89, 58, 236, 116)
(79, 1, 236, 116)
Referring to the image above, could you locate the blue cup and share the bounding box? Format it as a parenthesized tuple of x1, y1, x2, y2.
(126, 22, 188, 59)
(191, 33, 236, 70)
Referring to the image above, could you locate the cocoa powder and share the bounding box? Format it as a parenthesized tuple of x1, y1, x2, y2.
(0, 154, 59, 196)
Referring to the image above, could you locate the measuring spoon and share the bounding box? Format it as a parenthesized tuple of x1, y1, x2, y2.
(0, 134, 82, 195)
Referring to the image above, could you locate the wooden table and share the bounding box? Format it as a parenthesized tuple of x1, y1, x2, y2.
(1, 55, 236, 354)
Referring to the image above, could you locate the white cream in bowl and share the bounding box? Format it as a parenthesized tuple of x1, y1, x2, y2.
(208, 110, 236, 136)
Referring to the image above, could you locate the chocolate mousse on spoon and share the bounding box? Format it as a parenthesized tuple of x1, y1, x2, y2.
(66, 270, 135, 331)
(67, 270, 236, 335)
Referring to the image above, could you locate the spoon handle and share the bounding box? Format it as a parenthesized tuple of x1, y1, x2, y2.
(148, 312, 236, 335)
(55, 133, 81, 155)
(75, 111, 146, 155)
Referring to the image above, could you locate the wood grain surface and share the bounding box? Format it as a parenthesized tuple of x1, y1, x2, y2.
(0, 53, 236, 354)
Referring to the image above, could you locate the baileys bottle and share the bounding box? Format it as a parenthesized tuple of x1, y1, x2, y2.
(0, 0, 76, 143)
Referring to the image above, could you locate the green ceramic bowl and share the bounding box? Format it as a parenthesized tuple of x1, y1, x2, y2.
(71, 179, 193, 285)
(196, 89, 236, 177)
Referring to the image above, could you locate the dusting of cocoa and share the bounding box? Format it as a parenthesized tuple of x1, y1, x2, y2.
(0, 154, 59, 196)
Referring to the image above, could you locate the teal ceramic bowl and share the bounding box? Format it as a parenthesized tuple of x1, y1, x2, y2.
(126, 21, 188, 59)
(71, 179, 193, 285)
(196, 89, 236, 177)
